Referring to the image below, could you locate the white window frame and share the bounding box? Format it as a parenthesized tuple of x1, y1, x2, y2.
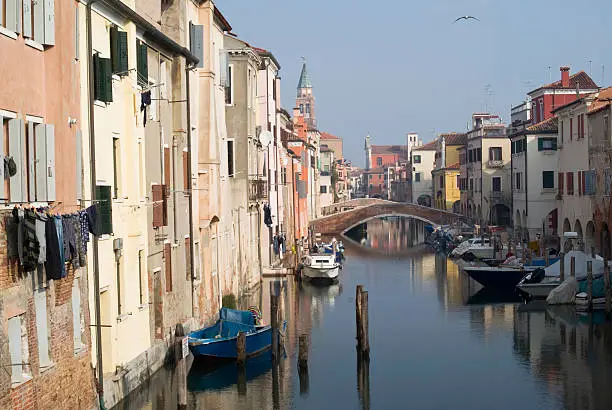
(225, 64, 234, 106)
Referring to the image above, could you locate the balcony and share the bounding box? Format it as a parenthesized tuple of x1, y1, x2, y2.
(487, 160, 504, 168)
(249, 177, 268, 201)
(489, 190, 510, 205)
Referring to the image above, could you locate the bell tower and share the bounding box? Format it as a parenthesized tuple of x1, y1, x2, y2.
(296, 58, 316, 129)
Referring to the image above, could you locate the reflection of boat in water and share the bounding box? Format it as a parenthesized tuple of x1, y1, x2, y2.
(187, 349, 273, 392)
(467, 287, 522, 305)
(300, 281, 342, 300)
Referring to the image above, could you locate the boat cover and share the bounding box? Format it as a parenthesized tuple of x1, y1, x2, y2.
(546, 278, 578, 305)
(220, 308, 255, 326)
(543, 250, 604, 278)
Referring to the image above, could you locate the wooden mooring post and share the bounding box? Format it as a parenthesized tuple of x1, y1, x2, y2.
(270, 282, 279, 363)
(174, 324, 187, 409)
(570, 256, 576, 278)
(355, 285, 370, 360)
(587, 261, 594, 312)
(298, 334, 310, 396)
(559, 252, 565, 282)
(604, 259, 611, 316)
(237, 331, 246, 366)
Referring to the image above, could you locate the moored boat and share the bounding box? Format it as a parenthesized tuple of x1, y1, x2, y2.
(188, 308, 271, 361)
(463, 265, 538, 289)
(302, 253, 340, 283)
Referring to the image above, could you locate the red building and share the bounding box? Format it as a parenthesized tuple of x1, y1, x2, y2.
(528, 66, 598, 124)
(369, 145, 408, 168)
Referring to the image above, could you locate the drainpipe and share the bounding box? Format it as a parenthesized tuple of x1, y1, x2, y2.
(172, 136, 179, 243)
(185, 65, 195, 317)
(86, 1, 104, 406)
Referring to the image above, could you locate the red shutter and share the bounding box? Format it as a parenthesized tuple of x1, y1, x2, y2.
(162, 184, 169, 226)
(164, 146, 171, 188)
(164, 243, 172, 292)
(183, 151, 189, 191)
(558, 172, 564, 196)
(152, 184, 163, 228)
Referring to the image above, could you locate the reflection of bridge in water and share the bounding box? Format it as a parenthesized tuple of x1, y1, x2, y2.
(312, 198, 464, 235)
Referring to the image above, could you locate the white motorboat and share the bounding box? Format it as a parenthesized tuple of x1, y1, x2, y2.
(301, 254, 340, 283)
(451, 237, 507, 261)
(516, 250, 604, 299)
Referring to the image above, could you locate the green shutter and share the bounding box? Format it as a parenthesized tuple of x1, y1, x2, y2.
(95, 185, 113, 235)
(137, 41, 148, 85)
(93, 54, 112, 102)
(542, 171, 554, 189)
(110, 26, 128, 75)
(551, 138, 558, 150)
(538, 138, 544, 151)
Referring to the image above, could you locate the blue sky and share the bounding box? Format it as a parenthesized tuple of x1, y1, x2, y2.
(218, 0, 612, 167)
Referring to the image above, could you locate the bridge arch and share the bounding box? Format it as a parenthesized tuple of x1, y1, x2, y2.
(342, 213, 436, 235)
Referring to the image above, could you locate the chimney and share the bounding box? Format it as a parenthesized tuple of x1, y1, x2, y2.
(560, 66, 570, 88)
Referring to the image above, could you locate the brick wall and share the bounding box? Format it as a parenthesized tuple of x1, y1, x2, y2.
(0, 210, 96, 409)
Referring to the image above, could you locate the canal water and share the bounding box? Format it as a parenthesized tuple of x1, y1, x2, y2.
(116, 217, 612, 410)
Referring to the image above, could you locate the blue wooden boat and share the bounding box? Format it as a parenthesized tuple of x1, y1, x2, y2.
(188, 308, 272, 360)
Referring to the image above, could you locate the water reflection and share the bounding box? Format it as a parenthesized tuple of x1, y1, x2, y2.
(116, 216, 612, 410)
(344, 216, 425, 252)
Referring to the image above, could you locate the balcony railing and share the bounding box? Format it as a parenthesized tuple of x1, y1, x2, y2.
(249, 178, 268, 201)
(487, 159, 504, 168)
(489, 190, 510, 205)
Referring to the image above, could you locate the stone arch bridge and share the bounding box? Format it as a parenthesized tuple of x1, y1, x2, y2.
(312, 199, 465, 235)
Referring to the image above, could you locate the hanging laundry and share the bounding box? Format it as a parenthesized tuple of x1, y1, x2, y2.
(62, 215, 77, 266)
(22, 210, 40, 272)
(86, 205, 99, 236)
(278, 233, 285, 254)
(79, 209, 90, 249)
(141, 90, 152, 127)
(45, 217, 63, 280)
(6, 209, 20, 259)
(16, 208, 25, 265)
(273, 235, 279, 255)
(35, 213, 47, 265)
(54, 216, 66, 278)
(263, 204, 272, 227)
(74, 217, 85, 268)
(4, 156, 17, 178)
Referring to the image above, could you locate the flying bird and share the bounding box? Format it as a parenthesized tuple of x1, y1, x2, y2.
(453, 16, 480, 23)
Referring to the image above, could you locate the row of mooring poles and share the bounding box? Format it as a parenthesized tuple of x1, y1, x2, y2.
(356, 285, 371, 410)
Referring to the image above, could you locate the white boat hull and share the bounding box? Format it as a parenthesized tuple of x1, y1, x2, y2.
(302, 265, 340, 282)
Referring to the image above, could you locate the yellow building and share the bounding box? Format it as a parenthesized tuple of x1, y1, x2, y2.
(432, 133, 466, 212)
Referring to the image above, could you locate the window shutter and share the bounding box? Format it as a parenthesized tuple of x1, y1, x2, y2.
(552, 138, 557, 150)
(94, 54, 113, 103)
(45, 124, 55, 201)
(164, 146, 170, 187)
(558, 172, 564, 195)
(43, 0, 54, 45)
(137, 41, 148, 84)
(6, 0, 18, 33)
(110, 27, 128, 75)
(33, 0, 43, 42)
(582, 171, 586, 195)
(219, 50, 228, 87)
(9, 119, 25, 202)
(537, 138, 543, 151)
(152, 184, 163, 228)
(95, 185, 113, 235)
(23, 0, 32, 38)
(164, 243, 172, 292)
(35, 124, 47, 201)
(76, 130, 82, 200)
(162, 184, 169, 226)
(27, 122, 35, 201)
(189, 23, 204, 69)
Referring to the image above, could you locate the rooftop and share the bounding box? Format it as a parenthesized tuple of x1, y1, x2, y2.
(588, 87, 612, 115)
(297, 62, 312, 89)
(526, 117, 558, 133)
(530, 70, 598, 94)
(440, 132, 467, 146)
(371, 145, 407, 156)
(320, 131, 341, 140)
(413, 140, 438, 151)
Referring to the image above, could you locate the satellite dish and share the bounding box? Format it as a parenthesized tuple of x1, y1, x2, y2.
(259, 131, 273, 147)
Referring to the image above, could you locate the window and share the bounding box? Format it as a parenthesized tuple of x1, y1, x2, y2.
(93, 53, 113, 102)
(376, 157, 383, 166)
(35, 290, 51, 367)
(138, 250, 145, 305)
(413, 155, 421, 164)
(112, 136, 120, 198)
(578, 114, 585, 139)
(72, 278, 85, 352)
(299, 104, 304, 114)
(515, 172, 521, 191)
(110, 26, 128, 75)
(414, 173, 421, 182)
(306, 103, 311, 115)
(227, 140, 235, 177)
(538, 137, 557, 151)
(8, 314, 30, 385)
(539, 99, 544, 122)
(137, 40, 148, 86)
(440, 175, 444, 188)
(164, 242, 172, 292)
(2, 0, 54, 44)
(570, 117, 574, 140)
(567, 172, 574, 195)
(560, 120, 564, 143)
(189, 22, 204, 69)
(320, 185, 327, 194)
(542, 171, 555, 189)
(225, 65, 233, 104)
(492, 177, 501, 192)
(489, 147, 502, 161)
(585, 170, 596, 195)
(476, 148, 482, 162)
(456, 175, 461, 189)
(368, 174, 372, 179)
(558, 172, 564, 195)
(469, 178, 474, 191)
